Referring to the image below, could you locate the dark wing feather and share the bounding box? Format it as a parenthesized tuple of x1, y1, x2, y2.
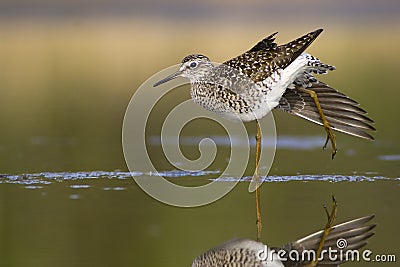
(248, 32, 278, 52)
(223, 29, 323, 83)
(277, 82, 375, 140)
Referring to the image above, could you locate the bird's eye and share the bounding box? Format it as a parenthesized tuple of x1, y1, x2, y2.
(189, 61, 198, 68)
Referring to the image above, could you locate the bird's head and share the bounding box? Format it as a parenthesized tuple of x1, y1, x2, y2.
(153, 54, 213, 87)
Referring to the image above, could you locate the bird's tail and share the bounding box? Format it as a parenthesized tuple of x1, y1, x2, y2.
(278, 81, 375, 140)
(281, 215, 376, 266)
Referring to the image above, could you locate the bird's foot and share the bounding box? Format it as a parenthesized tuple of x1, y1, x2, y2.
(308, 196, 338, 267)
(297, 88, 338, 159)
(322, 121, 337, 159)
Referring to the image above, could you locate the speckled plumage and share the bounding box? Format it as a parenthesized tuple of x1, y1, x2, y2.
(154, 29, 375, 140)
(193, 247, 268, 267)
(184, 30, 327, 122)
(192, 215, 376, 267)
(223, 29, 323, 83)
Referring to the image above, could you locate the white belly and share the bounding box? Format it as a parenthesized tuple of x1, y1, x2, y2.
(233, 53, 310, 122)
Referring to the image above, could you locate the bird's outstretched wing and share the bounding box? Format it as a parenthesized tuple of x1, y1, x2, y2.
(223, 29, 323, 83)
(278, 215, 376, 267)
(277, 81, 375, 140)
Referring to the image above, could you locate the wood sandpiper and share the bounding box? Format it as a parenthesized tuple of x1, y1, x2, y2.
(153, 29, 375, 242)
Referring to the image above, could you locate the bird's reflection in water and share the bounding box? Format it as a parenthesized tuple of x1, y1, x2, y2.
(192, 215, 375, 267)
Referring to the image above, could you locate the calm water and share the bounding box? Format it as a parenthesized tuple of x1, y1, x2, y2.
(0, 135, 399, 266)
(0, 174, 399, 267)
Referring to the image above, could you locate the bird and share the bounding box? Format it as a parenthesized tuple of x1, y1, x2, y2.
(153, 29, 375, 241)
(192, 214, 376, 267)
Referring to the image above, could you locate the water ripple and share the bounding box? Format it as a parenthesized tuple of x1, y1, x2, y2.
(378, 154, 400, 161)
(0, 171, 396, 187)
(0, 170, 219, 185)
(213, 175, 391, 183)
(148, 135, 326, 150)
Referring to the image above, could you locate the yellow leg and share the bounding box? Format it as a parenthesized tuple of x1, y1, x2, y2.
(308, 196, 338, 267)
(255, 120, 262, 242)
(298, 88, 337, 159)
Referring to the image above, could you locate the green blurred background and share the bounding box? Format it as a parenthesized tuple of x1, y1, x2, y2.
(0, 1, 399, 266)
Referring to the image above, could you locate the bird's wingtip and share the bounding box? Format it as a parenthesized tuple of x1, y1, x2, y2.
(313, 28, 324, 36)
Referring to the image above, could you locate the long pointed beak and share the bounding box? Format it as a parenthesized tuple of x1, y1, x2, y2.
(153, 71, 182, 87)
